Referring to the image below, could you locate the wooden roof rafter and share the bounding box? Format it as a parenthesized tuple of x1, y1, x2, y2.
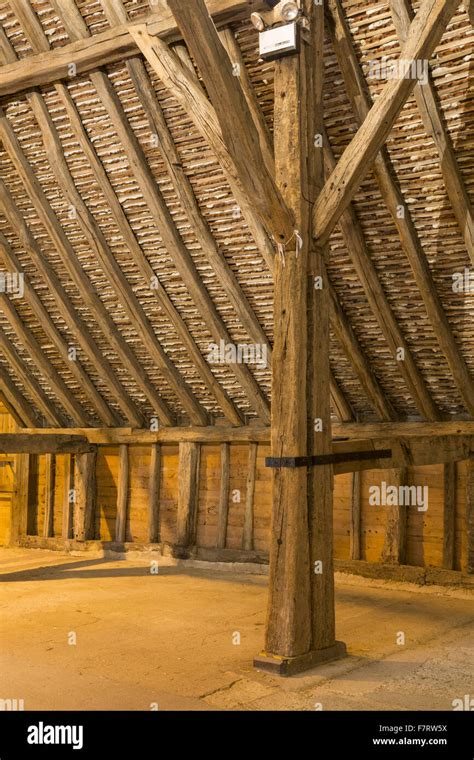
(0, 365, 41, 428)
(48, 0, 271, 425)
(324, 0, 474, 418)
(0, 19, 210, 428)
(0, 178, 144, 428)
(389, 0, 474, 264)
(100, 0, 272, 364)
(323, 134, 441, 421)
(0, 231, 122, 427)
(130, 15, 396, 422)
(0, 290, 94, 426)
(0, 331, 67, 427)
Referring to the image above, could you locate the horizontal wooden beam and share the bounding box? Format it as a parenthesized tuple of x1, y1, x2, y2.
(18, 427, 269, 445)
(333, 421, 474, 439)
(0, 1, 267, 99)
(9, 421, 474, 444)
(0, 434, 96, 454)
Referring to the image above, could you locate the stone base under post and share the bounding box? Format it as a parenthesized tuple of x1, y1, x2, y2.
(254, 641, 347, 677)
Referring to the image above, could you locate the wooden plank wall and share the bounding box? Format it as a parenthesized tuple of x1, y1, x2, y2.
(19, 442, 473, 573)
(0, 402, 16, 544)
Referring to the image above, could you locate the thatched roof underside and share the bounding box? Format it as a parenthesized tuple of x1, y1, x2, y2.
(0, 0, 472, 427)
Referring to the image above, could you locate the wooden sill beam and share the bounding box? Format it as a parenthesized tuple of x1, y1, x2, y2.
(325, 0, 474, 418)
(0, 0, 268, 98)
(314, 0, 460, 244)
(390, 0, 474, 264)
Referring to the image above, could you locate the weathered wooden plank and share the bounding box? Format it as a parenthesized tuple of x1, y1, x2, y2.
(115, 445, 129, 544)
(263, 1, 338, 666)
(314, 0, 460, 243)
(467, 458, 474, 574)
(73, 451, 97, 542)
(148, 444, 161, 544)
(242, 443, 258, 551)
(9, 453, 30, 545)
(43, 454, 55, 539)
(132, 29, 276, 272)
(350, 470, 362, 560)
(176, 442, 201, 550)
(62, 455, 74, 541)
(333, 422, 474, 439)
(443, 462, 457, 569)
(381, 468, 409, 564)
(0, 435, 95, 455)
(215, 443, 230, 549)
(149, 0, 295, 244)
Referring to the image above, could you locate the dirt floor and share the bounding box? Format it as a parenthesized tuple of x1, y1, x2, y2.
(0, 548, 473, 711)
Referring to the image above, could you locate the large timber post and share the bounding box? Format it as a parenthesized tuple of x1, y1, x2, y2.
(255, 1, 346, 675)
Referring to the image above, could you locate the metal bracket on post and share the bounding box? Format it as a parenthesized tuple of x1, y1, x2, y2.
(265, 449, 392, 468)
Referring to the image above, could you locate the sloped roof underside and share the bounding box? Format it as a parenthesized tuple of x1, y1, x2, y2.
(0, 0, 472, 427)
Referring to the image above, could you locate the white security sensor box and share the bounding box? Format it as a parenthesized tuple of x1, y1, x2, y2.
(259, 23, 299, 60)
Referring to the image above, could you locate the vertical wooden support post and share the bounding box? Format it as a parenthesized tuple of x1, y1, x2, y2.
(216, 443, 230, 549)
(43, 453, 55, 538)
(115, 444, 129, 544)
(466, 457, 473, 574)
(443, 462, 457, 570)
(350, 470, 362, 560)
(256, 1, 345, 675)
(176, 442, 200, 555)
(9, 453, 30, 545)
(149, 443, 161, 543)
(242, 443, 257, 551)
(382, 468, 409, 564)
(26, 454, 39, 536)
(73, 450, 97, 542)
(62, 454, 74, 540)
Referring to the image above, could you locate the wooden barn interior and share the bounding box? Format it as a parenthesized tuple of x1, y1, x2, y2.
(0, 0, 473, 708)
